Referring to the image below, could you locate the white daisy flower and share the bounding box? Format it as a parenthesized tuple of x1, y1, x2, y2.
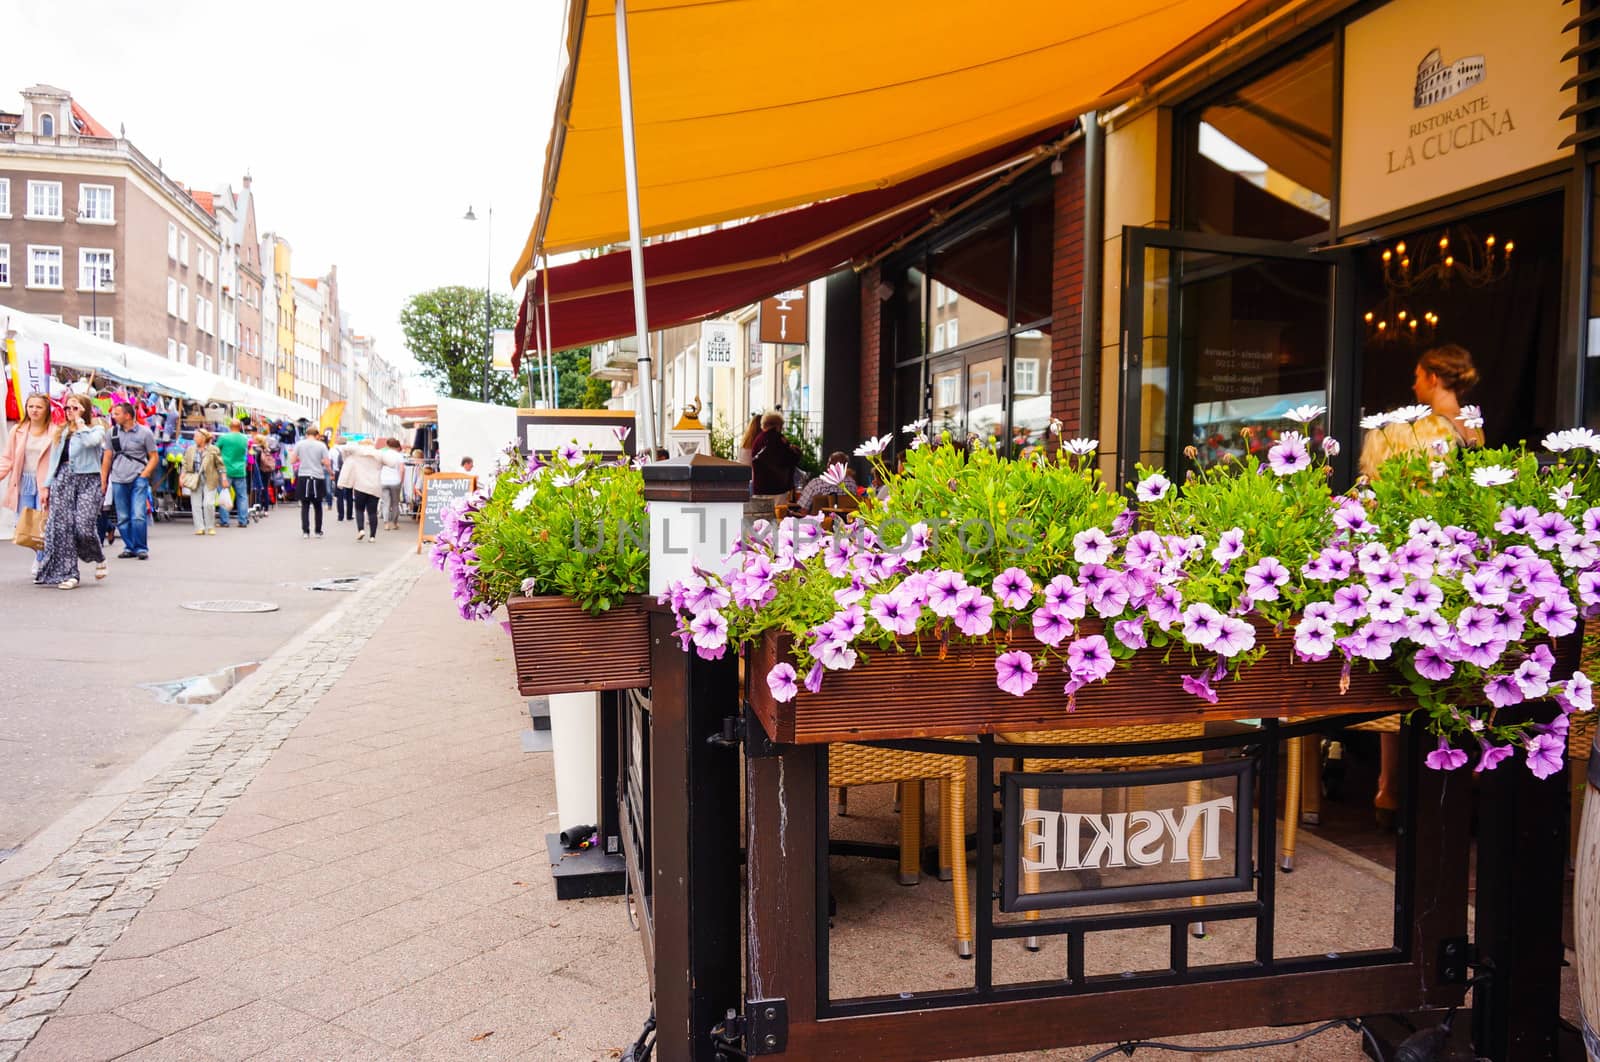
(1470, 465, 1516, 487)
(1283, 404, 1326, 424)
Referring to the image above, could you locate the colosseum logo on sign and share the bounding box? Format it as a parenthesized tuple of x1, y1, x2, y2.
(1387, 46, 1511, 175)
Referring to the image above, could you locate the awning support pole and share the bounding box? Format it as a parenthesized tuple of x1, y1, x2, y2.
(614, 0, 658, 454)
(539, 257, 558, 407)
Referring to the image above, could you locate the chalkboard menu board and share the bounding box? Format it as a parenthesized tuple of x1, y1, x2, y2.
(416, 473, 478, 553)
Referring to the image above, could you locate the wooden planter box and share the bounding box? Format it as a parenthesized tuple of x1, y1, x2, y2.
(506, 595, 651, 696)
(748, 618, 1415, 745)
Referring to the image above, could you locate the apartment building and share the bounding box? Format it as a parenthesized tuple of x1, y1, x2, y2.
(213, 178, 265, 387)
(0, 84, 221, 366)
(263, 232, 295, 400)
(291, 276, 323, 412)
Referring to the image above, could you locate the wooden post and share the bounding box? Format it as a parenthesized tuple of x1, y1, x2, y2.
(642, 454, 751, 1060)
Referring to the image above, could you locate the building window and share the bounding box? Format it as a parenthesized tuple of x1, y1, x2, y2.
(26, 181, 62, 220)
(179, 343, 188, 363)
(79, 317, 113, 342)
(932, 321, 946, 353)
(1012, 357, 1040, 395)
(79, 249, 114, 291)
(167, 278, 178, 315)
(27, 246, 62, 289)
(946, 318, 959, 348)
(78, 185, 114, 223)
(39, 113, 53, 136)
(0, 179, 9, 218)
(178, 231, 189, 265)
(0, 245, 9, 286)
(167, 338, 177, 359)
(168, 223, 178, 259)
(179, 284, 190, 321)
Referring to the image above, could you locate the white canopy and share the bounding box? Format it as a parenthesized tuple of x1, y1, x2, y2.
(1, 303, 312, 421)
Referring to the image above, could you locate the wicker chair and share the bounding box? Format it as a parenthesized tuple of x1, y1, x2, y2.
(829, 743, 973, 958)
(999, 724, 1210, 947)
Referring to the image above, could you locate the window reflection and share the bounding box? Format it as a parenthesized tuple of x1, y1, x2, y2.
(1184, 42, 1334, 241)
(929, 215, 1009, 347)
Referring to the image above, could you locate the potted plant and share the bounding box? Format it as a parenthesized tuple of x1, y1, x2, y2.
(431, 437, 651, 695)
(663, 410, 1596, 777)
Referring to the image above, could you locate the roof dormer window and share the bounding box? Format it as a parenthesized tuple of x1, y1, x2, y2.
(38, 113, 53, 136)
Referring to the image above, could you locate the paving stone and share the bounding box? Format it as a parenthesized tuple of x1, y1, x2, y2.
(0, 951, 53, 973)
(4, 990, 68, 1019)
(28, 968, 89, 994)
(0, 1017, 47, 1042)
(0, 972, 29, 993)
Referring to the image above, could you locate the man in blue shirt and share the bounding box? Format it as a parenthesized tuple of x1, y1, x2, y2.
(101, 402, 159, 559)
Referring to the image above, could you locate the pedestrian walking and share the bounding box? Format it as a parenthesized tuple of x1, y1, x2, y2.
(292, 427, 332, 538)
(329, 435, 353, 522)
(215, 420, 250, 528)
(38, 393, 108, 589)
(380, 438, 405, 530)
(101, 401, 158, 561)
(0, 391, 58, 575)
(182, 429, 225, 536)
(335, 438, 403, 541)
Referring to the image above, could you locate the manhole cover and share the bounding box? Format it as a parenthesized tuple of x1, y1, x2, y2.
(181, 600, 279, 613)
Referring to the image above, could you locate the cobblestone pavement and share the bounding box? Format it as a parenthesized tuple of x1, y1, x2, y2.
(0, 556, 423, 1059)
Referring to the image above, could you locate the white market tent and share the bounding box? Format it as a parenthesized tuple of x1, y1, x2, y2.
(1, 303, 311, 421)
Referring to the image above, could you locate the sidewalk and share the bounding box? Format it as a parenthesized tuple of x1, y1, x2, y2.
(0, 557, 650, 1061)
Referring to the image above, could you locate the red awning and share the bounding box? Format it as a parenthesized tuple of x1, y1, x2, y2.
(516, 128, 1074, 360)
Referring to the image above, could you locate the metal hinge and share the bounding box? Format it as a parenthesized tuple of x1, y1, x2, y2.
(712, 999, 787, 1056)
(1437, 935, 1471, 986)
(706, 714, 745, 749)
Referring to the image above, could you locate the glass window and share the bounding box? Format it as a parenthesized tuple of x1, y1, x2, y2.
(27, 181, 62, 220)
(928, 215, 1009, 347)
(932, 321, 946, 353)
(28, 246, 62, 288)
(0, 245, 8, 286)
(967, 349, 1006, 449)
(930, 360, 963, 441)
(1011, 334, 1052, 458)
(896, 266, 927, 360)
(167, 338, 177, 359)
(0, 179, 10, 217)
(79, 317, 113, 342)
(1015, 188, 1054, 326)
(39, 113, 53, 136)
(780, 348, 805, 415)
(1183, 42, 1334, 242)
(179, 284, 189, 321)
(78, 185, 114, 222)
(168, 223, 178, 259)
(744, 318, 762, 374)
(79, 249, 113, 291)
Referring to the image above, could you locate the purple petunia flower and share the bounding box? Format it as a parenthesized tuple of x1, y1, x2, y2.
(1525, 733, 1565, 780)
(1092, 577, 1131, 618)
(1113, 618, 1147, 650)
(1032, 605, 1074, 648)
(1484, 674, 1524, 708)
(1476, 740, 1514, 773)
(1148, 585, 1183, 629)
(1211, 528, 1246, 568)
(1077, 563, 1115, 598)
(1243, 556, 1290, 601)
(1455, 606, 1498, 647)
(1356, 542, 1390, 576)
(1043, 574, 1088, 620)
(1123, 531, 1165, 569)
(1533, 593, 1578, 638)
(1074, 528, 1116, 565)
(1136, 473, 1171, 503)
(1393, 539, 1436, 580)
(1180, 603, 1226, 649)
(1530, 511, 1576, 552)
(926, 569, 969, 618)
(1366, 588, 1405, 623)
(1462, 569, 1511, 607)
(1366, 564, 1407, 594)
(1331, 584, 1370, 625)
(1495, 506, 1538, 536)
(992, 568, 1034, 610)
(816, 640, 858, 672)
(1413, 646, 1454, 680)
(1425, 738, 1468, 771)
(1514, 657, 1550, 699)
(1400, 579, 1444, 616)
(995, 651, 1039, 697)
(1267, 432, 1311, 476)
(767, 664, 799, 703)
(1294, 616, 1336, 661)
(1580, 572, 1600, 608)
(690, 609, 729, 650)
(1181, 673, 1219, 704)
(1211, 617, 1256, 658)
(1111, 508, 1139, 537)
(952, 587, 995, 637)
(869, 590, 921, 637)
(805, 661, 825, 693)
(1067, 635, 1115, 683)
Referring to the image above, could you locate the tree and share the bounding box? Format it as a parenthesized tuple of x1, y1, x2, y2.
(399, 286, 520, 405)
(527, 346, 613, 409)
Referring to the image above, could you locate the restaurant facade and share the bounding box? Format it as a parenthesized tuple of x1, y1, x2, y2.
(851, 0, 1591, 491)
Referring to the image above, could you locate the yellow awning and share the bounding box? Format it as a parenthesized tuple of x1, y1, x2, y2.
(514, 0, 1256, 283)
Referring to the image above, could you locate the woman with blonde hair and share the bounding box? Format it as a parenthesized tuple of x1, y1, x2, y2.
(183, 429, 225, 536)
(36, 393, 108, 589)
(0, 391, 58, 575)
(736, 413, 763, 464)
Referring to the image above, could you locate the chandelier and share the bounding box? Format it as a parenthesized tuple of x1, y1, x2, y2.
(1362, 226, 1515, 346)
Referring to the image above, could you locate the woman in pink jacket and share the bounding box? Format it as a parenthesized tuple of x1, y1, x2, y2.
(0, 392, 59, 574)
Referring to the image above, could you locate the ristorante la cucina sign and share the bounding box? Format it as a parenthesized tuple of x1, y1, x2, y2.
(1339, 0, 1574, 227)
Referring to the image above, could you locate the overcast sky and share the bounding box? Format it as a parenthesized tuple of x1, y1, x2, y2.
(12, 0, 569, 399)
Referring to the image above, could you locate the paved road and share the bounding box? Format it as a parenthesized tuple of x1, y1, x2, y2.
(0, 500, 414, 857)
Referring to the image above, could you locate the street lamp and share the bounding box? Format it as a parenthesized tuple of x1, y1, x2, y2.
(463, 205, 492, 402)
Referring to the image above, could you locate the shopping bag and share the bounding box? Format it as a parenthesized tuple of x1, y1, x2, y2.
(14, 507, 46, 551)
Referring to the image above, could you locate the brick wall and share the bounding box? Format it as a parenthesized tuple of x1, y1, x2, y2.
(859, 264, 883, 439)
(1051, 142, 1087, 436)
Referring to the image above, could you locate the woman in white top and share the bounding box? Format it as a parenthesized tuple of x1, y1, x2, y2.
(336, 439, 405, 541)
